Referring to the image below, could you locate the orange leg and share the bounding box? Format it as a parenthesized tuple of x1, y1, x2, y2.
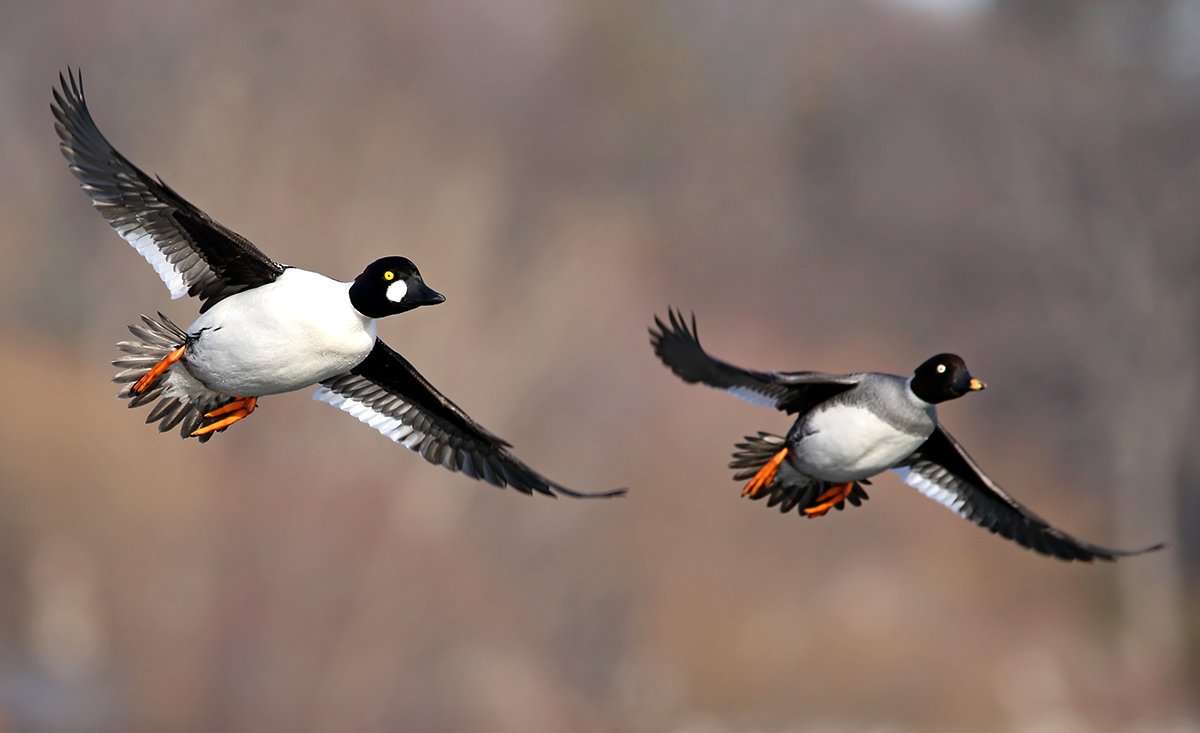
(803, 482, 855, 518)
(742, 447, 789, 498)
(131, 345, 186, 394)
(191, 397, 258, 437)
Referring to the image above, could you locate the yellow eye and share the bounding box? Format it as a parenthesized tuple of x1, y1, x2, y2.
(383, 271, 395, 281)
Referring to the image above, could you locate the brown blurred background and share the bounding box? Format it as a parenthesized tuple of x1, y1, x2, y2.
(1, 1, 1198, 731)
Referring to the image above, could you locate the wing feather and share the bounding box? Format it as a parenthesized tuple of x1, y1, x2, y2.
(895, 427, 1163, 562)
(649, 308, 860, 414)
(52, 68, 284, 310)
(316, 340, 625, 499)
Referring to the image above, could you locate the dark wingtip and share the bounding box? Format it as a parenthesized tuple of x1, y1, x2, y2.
(1120, 541, 1167, 557)
(649, 307, 674, 333)
(554, 485, 629, 500)
(648, 309, 673, 351)
(53, 66, 83, 101)
(649, 307, 700, 346)
(1081, 540, 1166, 562)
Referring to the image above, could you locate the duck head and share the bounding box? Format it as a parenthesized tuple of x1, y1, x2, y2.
(349, 256, 445, 318)
(910, 353, 986, 404)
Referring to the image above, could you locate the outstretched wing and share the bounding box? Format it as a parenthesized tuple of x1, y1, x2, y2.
(895, 427, 1164, 562)
(52, 68, 284, 311)
(315, 340, 625, 499)
(649, 308, 861, 414)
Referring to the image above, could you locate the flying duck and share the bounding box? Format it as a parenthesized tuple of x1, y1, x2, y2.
(52, 69, 623, 500)
(649, 309, 1162, 561)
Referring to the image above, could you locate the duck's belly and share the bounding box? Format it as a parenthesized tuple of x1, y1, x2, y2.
(182, 271, 377, 396)
(792, 405, 930, 482)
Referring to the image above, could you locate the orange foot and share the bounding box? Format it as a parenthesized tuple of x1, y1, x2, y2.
(131, 344, 186, 394)
(803, 482, 855, 518)
(191, 397, 258, 437)
(742, 447, 789, 498)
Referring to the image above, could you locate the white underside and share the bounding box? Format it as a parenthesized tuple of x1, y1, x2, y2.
(792, 404, 931, 482)
(183, 269, 377, 396)
(725, 385, 778, 407)
(893, 466, 970, 517)
(119, 224, 189, 299)
(312, 388, 428, 449)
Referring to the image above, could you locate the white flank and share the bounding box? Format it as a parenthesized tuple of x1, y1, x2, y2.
(185, 269, 377, 396)
(894, 466, 970, 517)
(793, 405, 928, 481)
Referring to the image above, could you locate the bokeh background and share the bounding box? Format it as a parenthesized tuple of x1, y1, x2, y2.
(1, 1, 1198, 731)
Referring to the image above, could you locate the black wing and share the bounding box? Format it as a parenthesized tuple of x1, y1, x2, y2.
(649, 308, 861, 414)
(52, 68, 284, 311)
(315, 340, 625, 499)
(896, 427, 1164, 562)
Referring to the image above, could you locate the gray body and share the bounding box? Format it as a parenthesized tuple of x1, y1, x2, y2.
(787, 374, 936, 482)
(650, 309, 1165, 561)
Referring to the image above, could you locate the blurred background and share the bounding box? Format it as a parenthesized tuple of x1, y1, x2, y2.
(1, 1, 1198, 731)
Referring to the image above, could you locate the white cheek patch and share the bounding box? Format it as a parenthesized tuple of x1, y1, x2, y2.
(386, 280, 408, 303)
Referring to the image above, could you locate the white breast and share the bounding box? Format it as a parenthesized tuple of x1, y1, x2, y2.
(791, 404, 931, 482)
(184, 269, 377, 396)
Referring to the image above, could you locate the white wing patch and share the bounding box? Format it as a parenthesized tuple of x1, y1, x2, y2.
(893, 466, 970, 518)
(725, 385, 778, 407)
(313, 385, 426, 450)
(117, 222, 189, 298)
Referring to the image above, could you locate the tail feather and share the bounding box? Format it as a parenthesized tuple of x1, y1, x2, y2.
(731, 432, 788, 479)
(127, 385, 164, 408)
(730, 432, 871, 518)
(113, 312, 233, 442)
(145, 396, 181, 425)
(150, 397, 194, 433)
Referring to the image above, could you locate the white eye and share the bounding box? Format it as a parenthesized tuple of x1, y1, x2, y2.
(386, 280, 408, 303)
(936, 364, 946, 374)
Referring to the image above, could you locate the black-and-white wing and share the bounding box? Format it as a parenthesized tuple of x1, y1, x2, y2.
(52, 69, 284, 311)
(315, 340, 625, 499)
(649, 308, 861, 414)
(895, 427, 1163, 562)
